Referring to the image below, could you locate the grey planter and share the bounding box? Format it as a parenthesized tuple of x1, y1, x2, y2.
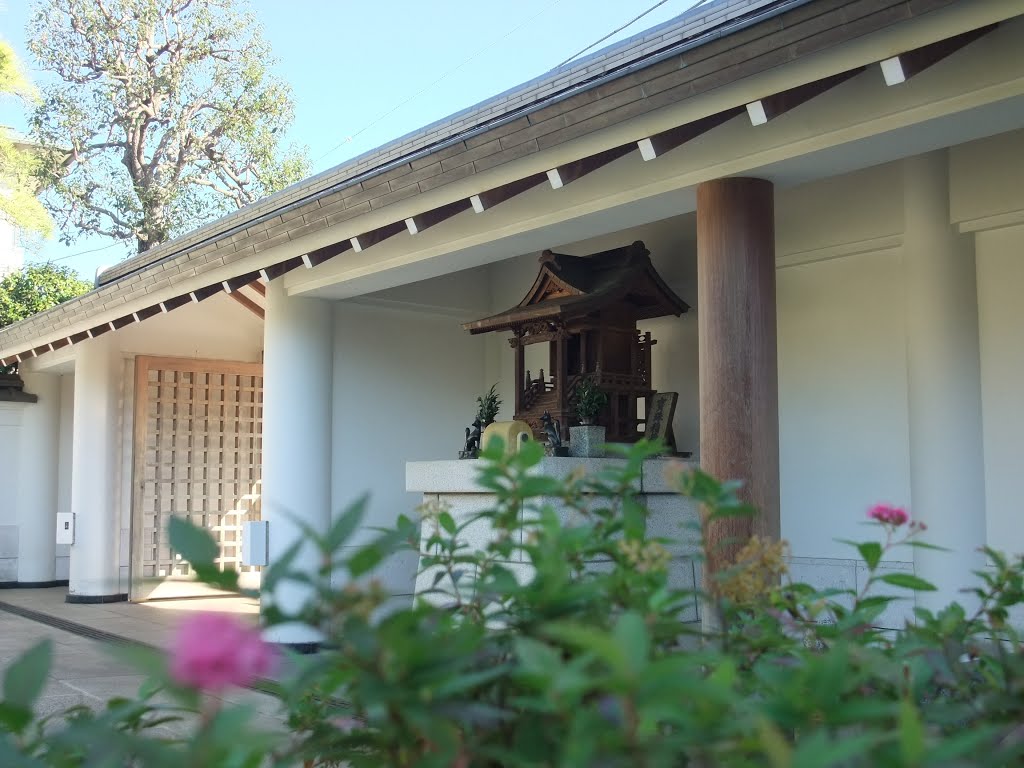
(569, 425, 606, 458)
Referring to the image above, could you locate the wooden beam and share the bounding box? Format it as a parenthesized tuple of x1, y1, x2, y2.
(135, 305, 164, 321)
(470, 173, 548, 212)
(547, 143, 635, 188)
(746, 68, 863, 125)
(350, 220, 407, 252)
(225, 270, 263, 292)
(304, 239, 353, 269)
(880, 25, 996, 86)
(229, 290, 265, 320)
(249, 280, 266, 297)
(406, 198, 472, 234)
(261, 256, 305, 281)
(638, 107, 743, 161)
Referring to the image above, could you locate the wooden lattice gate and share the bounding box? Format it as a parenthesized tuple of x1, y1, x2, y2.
(130, 356, 263, 601)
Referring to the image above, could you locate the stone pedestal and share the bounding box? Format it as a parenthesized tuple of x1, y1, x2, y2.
(406, 457, 703, 621)
(568, 425, 605, 458)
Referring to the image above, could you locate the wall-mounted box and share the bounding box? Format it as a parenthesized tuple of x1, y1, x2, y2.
(56, 513, 74, 545)
(241, 520, 269, 567)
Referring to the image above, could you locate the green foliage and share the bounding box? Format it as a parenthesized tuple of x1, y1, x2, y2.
(0, 263, 91, 328)
(27, 0, 310, 253)
(4, 442, 1024, 766)
(0, 42, 52, 240)
(573, 376, 608, 422)
(475, 382, 502, 425)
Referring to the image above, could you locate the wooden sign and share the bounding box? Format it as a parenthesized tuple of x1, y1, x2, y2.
(645, 391, 678, 450)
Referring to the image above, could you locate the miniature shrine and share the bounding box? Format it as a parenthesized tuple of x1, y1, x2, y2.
(463, 240, 689, 444)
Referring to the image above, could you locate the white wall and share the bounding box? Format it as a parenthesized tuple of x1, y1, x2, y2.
(0, 404, 23, 581)
(976, 224, 1024, 557)
(331, 301, 487, 595)
(777, 248, 913, 559)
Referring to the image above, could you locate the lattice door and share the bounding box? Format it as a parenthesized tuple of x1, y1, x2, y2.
(130, 357, 263, 601)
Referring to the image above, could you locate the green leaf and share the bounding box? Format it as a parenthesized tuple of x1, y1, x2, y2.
(438, 512, 457, 535)
(857, 541, 883, 570)
(3, 639, 52, 711)
(899, 698, 926, 766)
(325, 497, 368, 551)
(612, 612, 649, 679)
(880, 572, 937, 591)
(168, 515, 218, 567)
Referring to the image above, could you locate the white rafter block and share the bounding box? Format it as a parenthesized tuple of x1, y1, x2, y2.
(14, 354, 22, 363)
(65, 337, 73, 346)
(301, 253, 313, 268)
(132, 312, 141, 322)
(880, 56, 906, 86)
(85, 329, 94, 339)
(189, 292, 199, 303)
(108, 322, 117, 332)
(470, 194, 485, 213)
(221, 281, 232, 294)
(159, 302, 168, 313)
(546, 169, 564, 189)
(637, 138, 658, 162)
(405, 217, 419, 235)
(29, 349, 37, 357)
(47, 343, 55, 352)
(746, 100, 768, 126)
(259, 268, 270, 282)
(350, 237, 362, 252)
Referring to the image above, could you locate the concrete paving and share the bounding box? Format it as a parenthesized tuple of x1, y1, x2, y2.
(0, 586, 258, 649)
(0, 587, 283, 740)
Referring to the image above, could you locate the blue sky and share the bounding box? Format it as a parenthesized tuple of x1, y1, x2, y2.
(0, 0, 700, 277)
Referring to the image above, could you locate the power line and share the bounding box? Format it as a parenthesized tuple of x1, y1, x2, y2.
(48, 240, 123, 263)
(314, 0, 569, 166)
(556, 0, 705, 69)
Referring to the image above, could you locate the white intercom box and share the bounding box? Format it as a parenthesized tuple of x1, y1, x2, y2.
(241, 520, 269, 567)
(56, 513, 74, 545)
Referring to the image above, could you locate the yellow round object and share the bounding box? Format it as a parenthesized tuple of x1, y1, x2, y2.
(481, 420, 533, 455)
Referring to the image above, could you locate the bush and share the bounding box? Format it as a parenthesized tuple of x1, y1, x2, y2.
(2, 440, 1023, 767)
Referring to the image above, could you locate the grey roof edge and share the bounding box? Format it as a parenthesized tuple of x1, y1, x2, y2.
(95, 0, 802, 287)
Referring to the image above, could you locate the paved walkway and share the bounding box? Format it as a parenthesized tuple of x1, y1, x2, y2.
(0, 586, 258, 648)
(0, 587, 282, 738)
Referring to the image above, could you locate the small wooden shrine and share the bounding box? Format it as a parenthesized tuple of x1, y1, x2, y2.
(463, 241, 689, 443)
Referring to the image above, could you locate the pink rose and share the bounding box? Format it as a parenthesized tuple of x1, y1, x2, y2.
(867, 504, 909, 527)
(169, 612, 276, 692)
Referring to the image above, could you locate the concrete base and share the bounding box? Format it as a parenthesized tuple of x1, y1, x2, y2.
(409, 457, 703, 621)
(65, 593, 128, 604)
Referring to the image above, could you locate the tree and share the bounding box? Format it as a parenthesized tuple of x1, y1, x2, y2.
(27, 0, 310, 254)
(0, 262, 92, 328)
(0, 42, 52, 240)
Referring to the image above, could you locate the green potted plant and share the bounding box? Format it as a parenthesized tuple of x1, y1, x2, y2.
(476, 383, 502, 428)
(570, 377, 607, 457)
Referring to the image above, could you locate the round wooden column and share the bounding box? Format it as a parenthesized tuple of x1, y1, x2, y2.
(696, 177, 780, 581)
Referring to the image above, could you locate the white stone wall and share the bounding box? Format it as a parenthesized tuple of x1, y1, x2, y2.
(330, 301, 488, 597)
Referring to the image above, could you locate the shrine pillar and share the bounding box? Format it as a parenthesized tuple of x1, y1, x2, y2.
(67, 336, 123, 602)
(903, 151, 985, 614)
(696, 177, 780, 580)
(261, 280, 333, 648)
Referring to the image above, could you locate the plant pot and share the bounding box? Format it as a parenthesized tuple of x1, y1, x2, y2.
(569, 425, 606, 458)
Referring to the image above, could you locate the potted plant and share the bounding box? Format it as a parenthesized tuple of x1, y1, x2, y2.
(476, 383, 502, 428)
(570, 378, 607, 458)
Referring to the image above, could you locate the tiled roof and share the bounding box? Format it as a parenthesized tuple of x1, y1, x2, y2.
(95, 0, 794, 286)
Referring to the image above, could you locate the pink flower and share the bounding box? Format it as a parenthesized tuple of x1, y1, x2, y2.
(169, 613, 276, 692)
(868, 504, 909, 527)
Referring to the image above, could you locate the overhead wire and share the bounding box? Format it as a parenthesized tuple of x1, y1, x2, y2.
(314, 0, 570, 166)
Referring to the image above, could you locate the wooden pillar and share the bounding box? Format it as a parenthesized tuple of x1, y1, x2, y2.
(696, 177, 780, 581)
(514, 340, 524, 415)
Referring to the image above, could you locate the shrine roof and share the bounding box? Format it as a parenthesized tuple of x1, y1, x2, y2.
(463, 241, 689, 334)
